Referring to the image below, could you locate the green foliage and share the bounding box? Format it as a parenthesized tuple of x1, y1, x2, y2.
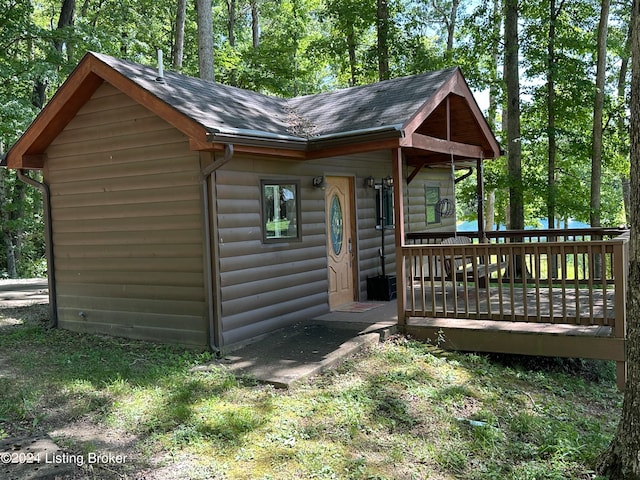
(0, 0, 633, 275)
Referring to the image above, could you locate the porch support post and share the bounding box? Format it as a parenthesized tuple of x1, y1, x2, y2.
(392, 148, 406, 326)
(476, 156, 486, 242)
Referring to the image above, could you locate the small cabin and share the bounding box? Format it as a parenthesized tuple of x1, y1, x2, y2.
(3, 52, 501, 350)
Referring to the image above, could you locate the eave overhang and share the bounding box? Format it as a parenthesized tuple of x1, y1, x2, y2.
(190, 124, 406, 159)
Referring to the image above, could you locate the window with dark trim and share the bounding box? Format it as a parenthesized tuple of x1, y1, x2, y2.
(261, 180, 301, 242)
(425, 185, 441, 225)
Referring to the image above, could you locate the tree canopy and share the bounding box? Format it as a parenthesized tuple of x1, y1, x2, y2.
(0, 0, 632, 276)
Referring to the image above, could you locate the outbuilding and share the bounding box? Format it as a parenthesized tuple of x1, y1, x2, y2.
(3, 52, 501, 350)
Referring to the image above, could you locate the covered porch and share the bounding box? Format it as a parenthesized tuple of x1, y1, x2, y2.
(379, 71, 629, 390)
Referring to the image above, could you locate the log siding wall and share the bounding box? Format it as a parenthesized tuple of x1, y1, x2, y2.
(45, 83, 208, 346)
(405, 167, 456, 234)
(39, 83, 457, 349)
(215, 153, 398, 346)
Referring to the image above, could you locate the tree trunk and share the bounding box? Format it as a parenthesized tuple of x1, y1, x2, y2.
(547, 0, 558, 230)
(504, 0, 526, 279)
(487, 0, 500, 132)
(484, 0, 500, 235)
(32, 0, 76, 109)
(173, 0, 187, 70)
(446, 0, 459, 55)
(504, 0, 523, 231)
(227, 0, 236, 47)
(54, 0, 76, 58)
(547, 0, 561, 278)
(485, 190, 495, 232)
(376, 0, 390, 81)
(619, 21, 632, 225)
(590, 0, 610, 229)
(347, 25, 357, 86)
(0, 171, 18, 279)
(197, 0, 215, 82)
(250, 0, 260, 48)
(227, 0, 237, 84)
(597, 0, 640, 477)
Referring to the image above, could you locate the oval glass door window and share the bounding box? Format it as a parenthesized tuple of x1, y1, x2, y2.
(330, 195, 343, 255)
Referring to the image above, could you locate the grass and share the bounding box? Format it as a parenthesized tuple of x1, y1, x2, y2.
(0, 304, 622, 479)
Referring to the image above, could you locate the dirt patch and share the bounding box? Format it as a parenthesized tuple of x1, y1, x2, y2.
(49, 421, 138, 457)
(0, 293, 155, 479)
(3, 420, 168, 479)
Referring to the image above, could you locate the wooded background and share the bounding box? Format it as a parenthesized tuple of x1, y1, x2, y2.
(0, 0, 631, 278)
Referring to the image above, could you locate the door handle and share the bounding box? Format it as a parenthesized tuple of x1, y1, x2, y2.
(348, 238, 353, 254)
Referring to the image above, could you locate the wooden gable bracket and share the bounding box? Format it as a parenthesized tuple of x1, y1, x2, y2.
(406, 160, 427, 185)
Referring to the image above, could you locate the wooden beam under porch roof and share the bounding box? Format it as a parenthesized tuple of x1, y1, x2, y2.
(400, 133, 485, 159)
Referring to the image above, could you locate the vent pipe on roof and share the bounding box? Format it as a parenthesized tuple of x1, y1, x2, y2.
(155, 49, 165, 83)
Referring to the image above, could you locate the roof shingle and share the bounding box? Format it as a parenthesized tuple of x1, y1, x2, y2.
(94, 52, 457, 140)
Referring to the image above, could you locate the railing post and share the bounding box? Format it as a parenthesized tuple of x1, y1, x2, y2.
(393, 148, 406, 327)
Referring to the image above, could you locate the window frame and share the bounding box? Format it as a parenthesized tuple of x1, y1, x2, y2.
(260, 179, 302, 243)
(425, 184, 442, 226)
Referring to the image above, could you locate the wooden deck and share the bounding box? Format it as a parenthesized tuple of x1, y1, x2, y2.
(397, 229, 630, 390)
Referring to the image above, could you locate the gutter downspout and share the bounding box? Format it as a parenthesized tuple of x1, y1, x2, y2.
(17, 169, 58, 328)
(201, 143, 234, 353)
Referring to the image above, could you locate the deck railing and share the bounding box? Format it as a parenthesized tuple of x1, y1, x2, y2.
(406, 227, 627, 244)
(402, 229, 629, 332)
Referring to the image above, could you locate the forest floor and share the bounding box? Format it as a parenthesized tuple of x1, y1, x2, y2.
(0, 301, 622, 480)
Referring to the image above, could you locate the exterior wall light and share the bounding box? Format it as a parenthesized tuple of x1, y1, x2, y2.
(312, 175, 328, 190)
(364, 176, 376, 189)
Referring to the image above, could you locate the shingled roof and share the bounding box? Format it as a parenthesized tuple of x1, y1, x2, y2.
(94, 52, 457, 141)
(3, 52, 501, 169)
(289, 68, 457, 137)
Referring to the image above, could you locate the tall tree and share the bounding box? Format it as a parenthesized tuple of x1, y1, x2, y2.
(197, 0, 215, 81)
(0, 169, 18, 278)
(590, 0, 610, 228)
(33, 0, 76, 109)
(504, 0, 524, 231)
(377, 0, 390, 80)
(226, 0, 236, 47)
(54, 0, 76, 59)
(485, 0, 503, 232)
(173, 0, 187, 69)
(250, 0, 260, 48)
(546, 0, 560, 229)
(618, 20, 633, 223)
(445, 0, 460, 55)
(597, 0, 640, 477)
